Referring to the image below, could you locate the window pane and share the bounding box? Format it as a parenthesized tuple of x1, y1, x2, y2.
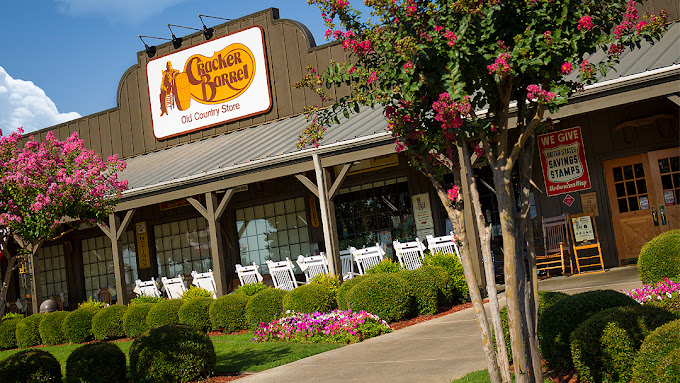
(626, 181, 637, 196)
(670, 156, 680, 172)
(662, 175, 673, 190)
(613, 167, 623, 182)
(623, 165, 634, 180)
(618, 198, 628, 213)
(658, 158, 671, 174)
(636, 179, 647, 194)
(628, 197, 639, 211)
(634, 163, 645, 178)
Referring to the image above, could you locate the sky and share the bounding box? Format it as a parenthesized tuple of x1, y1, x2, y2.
(0, 0, 366, 135)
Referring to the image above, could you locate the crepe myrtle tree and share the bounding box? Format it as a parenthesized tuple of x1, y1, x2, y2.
(0, 128, 127, 318)
(296, 0, 667, 381)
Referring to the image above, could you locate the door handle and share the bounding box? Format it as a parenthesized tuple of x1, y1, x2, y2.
(659, 205, 667, 226)
(652, 206, 659, 226)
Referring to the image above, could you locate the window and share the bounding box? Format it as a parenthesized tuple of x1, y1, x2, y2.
(121, 231, 138, 284)
(236, 197, 310, 273)
(612, 163, 648, 213)
(82, 232, 137, 300)
(37, 244, 68, 306)
(154, 218, 211, 278)
(657, 155, 680, 206)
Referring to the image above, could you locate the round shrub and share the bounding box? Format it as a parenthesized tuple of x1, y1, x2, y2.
(235, 282, 268, 297)
(124, 303, 153, 338)
(183, 286, 214, 299)
(365, 259, 402, 274)
(538, 290, 638, 372)
(646, 293, 680, 317)
(420, 266, 455, 305)
(309, 273, 339, 308)
(130, 295, 163, 305)
(570, 305, 675, 383)
(63, 306, 101, 344)
(179, 297, 213, 332)
(78, 297, 107, 309)
(0, 315, 23, 349)
(16, 313, 46, 348)
(245, 288, 287, 329)
(0, 349, 61, 383)
(283, 284, 336, 314)
(39, 311, 69, 346)
(638, 230, 680, 284)
(337, 275, 366, 310)
(146, 298, 183, 329)
(129, 324, 216, 383)
(66, 342, 127, 383)
(398, 269, 438, 315)
(210, 293, 249, 333)
(422, 252, 468, 301)
(632, 319, 680, 383)
(346, 273, 412, 322)
(91, 305, 128, 340)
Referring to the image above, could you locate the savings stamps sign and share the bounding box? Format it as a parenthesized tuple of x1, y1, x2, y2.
(538, 127, 592, 197)
(146, 26, 271, 140)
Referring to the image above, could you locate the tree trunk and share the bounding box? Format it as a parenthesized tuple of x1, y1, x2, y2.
(460, 139, 512, 383)
(0, 255, 17, 320)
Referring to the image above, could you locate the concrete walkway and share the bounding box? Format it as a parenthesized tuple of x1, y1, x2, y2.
(237, 266, 642, 383)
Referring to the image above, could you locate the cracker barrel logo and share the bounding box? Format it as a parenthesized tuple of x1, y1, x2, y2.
(159, 43, 255, 116)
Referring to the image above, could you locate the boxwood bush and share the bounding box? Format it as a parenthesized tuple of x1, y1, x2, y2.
(91, 305, 128, 340)
(337, 275, 366, 310)
(63, 306, 101, 344)
(16, 313, 46, 348)
(365, 259, 402, 274)
(570, 305, 676, 383)
(632, 319, 680, 383)
(638, 230, 680, 284)
(646, 292, 680, 318)
(130, 295, 163, 305)
(124, 303, 153, 338)
(421, 265, 455, 305)
(183, 286, 214, 299)
(0, 349, 61, 383)
(398, 269, 438, 315)
(39, 311, 69, 346)
(345, 273, 412, 322)
(209, 293, 249, 333)
(65, 342, 127, 383)
(309, 274, 339, 308)
(146, 298, 183, 329)
(0, 314, 24, 349)
(179, 297, 213, 332)
(283, 283, 336, 314)
(538, 290, 638, 371)
(129, 324, 216, 383)
(422, 252, 468, 301)
(245, 288, 287, 329)
(235, 282, 268, 297)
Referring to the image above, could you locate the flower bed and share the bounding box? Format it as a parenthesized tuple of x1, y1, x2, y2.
(253, 309, 392, 343)
(625, 278, 679, 303)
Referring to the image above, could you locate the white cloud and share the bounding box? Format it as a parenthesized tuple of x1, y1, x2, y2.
(55, 0, 189, 24)
(0, 66, 81, 135)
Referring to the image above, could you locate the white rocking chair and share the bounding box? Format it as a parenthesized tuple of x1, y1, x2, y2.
(340, 247, 358, 281)
(134, 278, 161, 298)
(266, 258, 300, 291)
(351, 244, 385, 275)
(296, 254, 329, 283)
(393, 238, 427, 270)
(235, 262, 264, 286)
(191, 269, 217, 299)
(426, 232, 462, 259)
(161, 275, 187, 299)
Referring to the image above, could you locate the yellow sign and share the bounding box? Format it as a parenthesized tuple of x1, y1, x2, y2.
(335, 154, 399, 176)
(135, 222, 151, 269)
(310, 196, 320, 228)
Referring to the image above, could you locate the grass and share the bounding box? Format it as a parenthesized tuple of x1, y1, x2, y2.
(0, 331, 343, 377)
(452, 369, 553, 383)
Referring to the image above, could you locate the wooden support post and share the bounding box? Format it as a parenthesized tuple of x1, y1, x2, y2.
(98, 209, 136, 306)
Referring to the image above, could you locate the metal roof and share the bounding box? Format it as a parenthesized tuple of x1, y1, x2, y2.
(120, 106, 390, 192)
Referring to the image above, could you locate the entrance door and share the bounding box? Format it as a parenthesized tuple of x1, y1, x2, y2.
(604, 147, 680, 264)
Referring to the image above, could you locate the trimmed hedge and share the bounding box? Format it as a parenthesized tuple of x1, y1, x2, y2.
(179, 297, 213, 332)
(63, 306, 101, 344)
(16, 313, 46, 348)
(309, 274, 339, 308)
(421, 265, 455, 305)
(91, 305, 128, 340)
(129, 324, 216, 383)
(39, 311, 69, 346)
(210, 293, 249, 333)
(398, 269, 438, 315)
(146, 298, 184, 329)
(638, 230, 680, 284)
(282, 284, 336, 314)
(570, 305, 676, 383)
(365, 259, 402, 274)
(646, 293, 680, 317)
(422, 252, 468, 301)
(538, 290, 638, 371)
(124, 303, 153, 338)
(130, 295, 163, 305)
(337, 275, 366, 310)
(632, 319, 680, 383)
(66, 342, 127, 383)
(245, 288, 287, 329)
(183, 286, 214, 299)
(0, 316, 23, 349)
(345, 273, 412, 322)
(235, 282, 268, 297)
(0, 349, 61, 383)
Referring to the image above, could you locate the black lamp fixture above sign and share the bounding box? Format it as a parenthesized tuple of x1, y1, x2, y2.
(138, 35, 158, 58)
(166, 25, 184, 49)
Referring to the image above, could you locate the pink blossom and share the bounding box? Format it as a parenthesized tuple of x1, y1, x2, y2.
(403, 61, 413, 69)
(579, 59, 594, 79)
(561, 62, 573, 75)
(526, 84, 556, 103)
(367, 71, 378, 85)
(447, 186, 460, 202)
(487, 53, 512, 80)
(577, 15, 593, 31)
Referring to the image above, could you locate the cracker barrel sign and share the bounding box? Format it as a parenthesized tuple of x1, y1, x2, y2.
(538, 127, 592, 197)
(146, 26, 271, 140)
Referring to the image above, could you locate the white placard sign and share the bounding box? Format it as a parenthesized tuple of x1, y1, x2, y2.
(146, 26, 272, 139)
(412, 193, 434, 236)
(571, 215, 595, 243)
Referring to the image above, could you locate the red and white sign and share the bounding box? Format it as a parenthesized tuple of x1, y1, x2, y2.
(146, 26, 272, 140)
(563, 194, 575, 207)
(538, 127, 591, 197)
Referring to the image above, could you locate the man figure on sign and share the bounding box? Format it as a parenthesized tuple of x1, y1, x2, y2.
(160, 61, 179, 116)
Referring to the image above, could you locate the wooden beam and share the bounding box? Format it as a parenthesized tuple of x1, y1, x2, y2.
(328, 163, 351, 199)
(313, 154, 339, 276)
(214, 189, 234, 220)
(108, 213, 129, 306)
(668, 93, 680, 106)
(295, 174, 319, 197)
(187, 197, 209, 220)
(206, 192, 228, 297)
(116, 209, 136, 240)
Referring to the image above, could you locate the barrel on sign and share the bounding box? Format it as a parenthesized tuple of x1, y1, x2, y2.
(173, 72, 191, 111)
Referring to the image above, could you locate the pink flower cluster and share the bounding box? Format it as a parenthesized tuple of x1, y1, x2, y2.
(434, 26, 457, 47)
(577, 15, 594, 31)
(579, 59, 594, 79)
(624, 278, 679, 304)
(614, 1, 639, 38)
(403, 61, 414, 69)
(432, 92, 471, 141)
(487, 53, 512, 81)
(526, 84, 556, 103)
(561, 62, 573, 75)
(447, 185, 459, 202)
(544, 31, 552, 45)
(253, 309, 391, 343)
